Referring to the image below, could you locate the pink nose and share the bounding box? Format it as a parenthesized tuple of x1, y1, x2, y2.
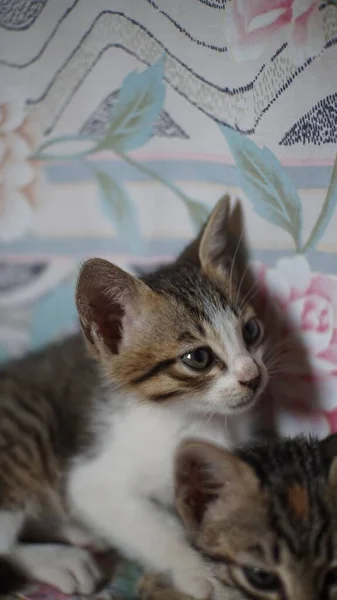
(233, 357, 261, 391)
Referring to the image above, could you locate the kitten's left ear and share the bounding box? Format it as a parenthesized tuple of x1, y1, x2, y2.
(320, 433, 337, 484)
(76, 258, 154, 361)
(175, 440, 259, 535)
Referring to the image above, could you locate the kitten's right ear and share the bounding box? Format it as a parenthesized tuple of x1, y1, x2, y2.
(76, 258, 150, 360)
(320, 433, 337, 485)
(174, 440, 258, 535)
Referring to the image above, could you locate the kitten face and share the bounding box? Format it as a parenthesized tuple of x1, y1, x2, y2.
(120, 262, 267, 415)
(76, 196, 268, 416)
(175, 435, 337, 600)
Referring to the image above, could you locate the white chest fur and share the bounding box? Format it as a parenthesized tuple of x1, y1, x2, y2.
(69, 402, 233, 510)
(67, 400, 247, 599)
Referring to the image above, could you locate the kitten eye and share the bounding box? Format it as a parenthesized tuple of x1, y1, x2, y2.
(242, 318, 261, 345)
(181, 347, 215, 371)
(242, 566, 280, 591)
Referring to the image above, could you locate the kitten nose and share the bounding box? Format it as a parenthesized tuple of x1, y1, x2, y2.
(233, 357, 261, 391)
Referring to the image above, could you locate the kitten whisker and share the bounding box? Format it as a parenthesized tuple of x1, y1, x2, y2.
(266, 364, 284, 377)
(268, 367, 303, 376)
(267, 359, 306, 376)
(229, 226, 244, 306)
(265, 358, 295, 375)
(266, 336, 291, 353)
(235, 263, 250, 308)
(265, 353, 289, 369)
(239, 279, 260, 313)
(264, 339, 292, 365)
(223, 414, 229, 437)
(265, 352, 293, 368)
(203, 404, 216, 425)
(267, 369, 288, 377)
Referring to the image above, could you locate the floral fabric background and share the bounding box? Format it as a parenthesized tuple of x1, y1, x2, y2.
(1, 0, 337, 598)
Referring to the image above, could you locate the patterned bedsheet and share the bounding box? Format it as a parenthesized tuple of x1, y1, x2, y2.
(1, 1, 337, 598)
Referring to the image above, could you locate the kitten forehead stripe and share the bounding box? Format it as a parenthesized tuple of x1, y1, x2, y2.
(196, 323, 206, 337)
(177, 331, 200, 343)
(142, 263, 237, 324)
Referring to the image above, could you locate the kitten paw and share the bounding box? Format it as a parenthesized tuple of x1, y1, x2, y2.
(16, 545, 103, 594)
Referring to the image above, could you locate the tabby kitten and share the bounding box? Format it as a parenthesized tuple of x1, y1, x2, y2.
(140, 434, 337, 600)
(0, 196, 268, 598)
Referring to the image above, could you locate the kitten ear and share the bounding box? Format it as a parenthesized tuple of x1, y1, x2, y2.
(199, 194, 232, 274)
(76, 258, 148, 359)
(320, 433, 337, 485)
(320, 433, 337, 461)
(174, 440, 258, 534)
(178, 195, 246, 278)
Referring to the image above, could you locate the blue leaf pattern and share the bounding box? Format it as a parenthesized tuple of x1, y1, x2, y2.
(95, 169, 141, 252)
(221, 127, 303, 250)
(302, 154, 337, 251)
(184, 199, 209, 230)
(31, 54, 206, 247)
(96, 55, 166, 152)
(29, 277, 77, 349)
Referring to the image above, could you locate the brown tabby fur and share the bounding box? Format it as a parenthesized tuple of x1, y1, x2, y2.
(0, 333, 97, 516)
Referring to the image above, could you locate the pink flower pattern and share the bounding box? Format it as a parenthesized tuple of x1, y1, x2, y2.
(225, 0, 325, 64)
(255, 256, 337, 436)
(0, 89, 43, 242)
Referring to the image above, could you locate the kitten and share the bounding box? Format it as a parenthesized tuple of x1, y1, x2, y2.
(0, 196, 268, 598)
(139, 433, 337, 600)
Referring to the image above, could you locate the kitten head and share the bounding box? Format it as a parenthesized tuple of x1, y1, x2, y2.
(175, 434, 337, 600)
(76, 196, 267, 415)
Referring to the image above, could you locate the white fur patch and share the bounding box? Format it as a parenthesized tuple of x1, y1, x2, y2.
(199, 306, 268, 414)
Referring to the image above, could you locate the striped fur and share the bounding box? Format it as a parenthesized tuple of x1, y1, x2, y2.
(141, 435, 337, 600)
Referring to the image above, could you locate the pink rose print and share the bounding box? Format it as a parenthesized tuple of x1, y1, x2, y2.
(255, 255, 337, 436)
(0, 88, 43, 243)
(225, 0, 325, 65)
